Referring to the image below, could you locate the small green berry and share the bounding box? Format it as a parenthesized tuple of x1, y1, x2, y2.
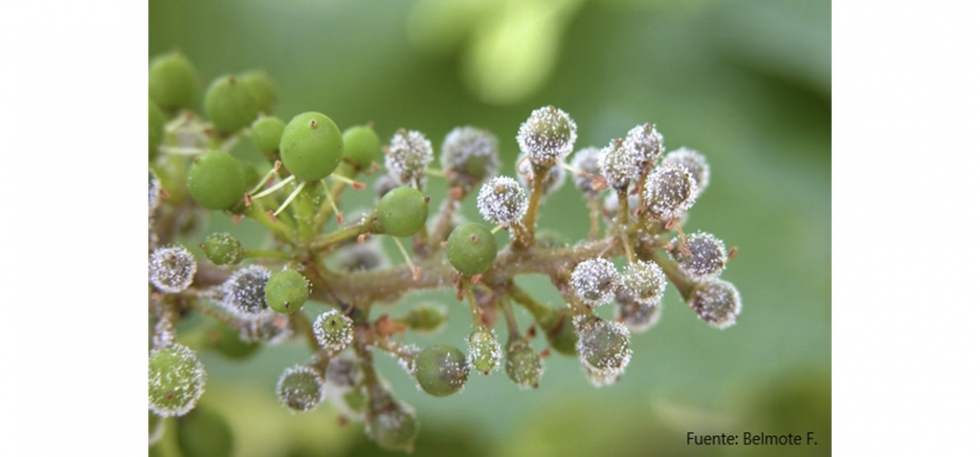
(574, 316, 632, 387)
(205, 321, 261, 360)
(220, 265, 271, 319)
(276, 365, 324, 412)
(149, 51, 199, 112)
(467, 329, 501, 374)
(644, 163, 697, 220)
(313, 310, 354, 353)
(517, 106, 577, 166)
(366, 396, 419, 452)
(149, 245, 197, 293)
(446, 222, 497, 275)
(440, 126, 500, 188)
(571, 146, 602, 195)
(663, 147, 710, 196)
(265, 270, 310, 314)
(688, 279, 741, 329)
(599, 138, 640, 190)
(203, 75, 260, 134)
(148, 343, 207, 417)
(177, 405, 234, 457)
(397, 303, 449, 334)
(250, 116, 285, 154)
(624, 123, 664, 170)
(620, 260, 667, 306)
(342, 125, 382, 171)
(149, 99, 165, 161)
(477, 176, 528, 227)
(413, 344, 470, 397)
(201, 232, 244, 266)
(280, 112, 344, 182)
(377, 186, 429, 237)
(238, 70, 277, 115)
(615, 289, 662, 333)
(671, 232, 726, 280)
(505, 339, 544, 389)
(570, 257, 620, 306)
(187, 150, 245, 210)
(541, 309, 578, 356)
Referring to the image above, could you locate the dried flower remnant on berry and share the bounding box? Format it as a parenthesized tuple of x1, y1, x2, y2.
(440, 126, 500, 188)
(662, 147, 710, 196)
(624, 123, 664, 170)
(386, 129, 433, 186)
(688, 279, 742, 329)
(313, 310, 354, 354)
(477, 176, 528, 227)
(149, 245, 197, 294)
(517, 106, 577, 166)
(672, 232, 727, 280)
(644, 163, 698, 220)
(220, 265, 272, 320)
(570, 257, 620, 306)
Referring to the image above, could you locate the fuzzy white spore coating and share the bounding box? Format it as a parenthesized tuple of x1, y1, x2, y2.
(517, 106, 577, 165)
(663, 147, 710, 196)
(570, 146, 602, 194)
(615, 289, 662, 333)
(573, 316, 632, 387)
(599, 138, 641, 189)
(148, 343, 207, 417)
(467, 330, 502, 374)
(149, 173, 161, 216)
(516, 154, 566, 196)
(477, 176, 528, 227)
(440, 126, 500, 182)
(321, 354, 365, 418)
(687, 279, 742, 329)
(505, 341, 545, 390)
(313, 310, 354, 354)
(238, 312, 292, 344)
(624, 123, 664, 169)
(672, 232, 726, 280)
(220, 264, 272, 320)
(620, 260, 667, 306)
(386, 130, 433, 185)
(570, 257, 620, 306)
(276, 365, 325, 412)
(149, 245, 197, 294)
(643, 163, 698, 220)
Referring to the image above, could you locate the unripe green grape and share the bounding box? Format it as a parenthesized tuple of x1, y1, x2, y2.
(687, 279, 742, 329)
(377, 186, 428, 237)
(149, 99, 165, 161)
(265, 270, 310, 314)
(386, 129, 433, 185)
(615, 289, 662, 333)
(570, 257, 620, 306)
(440, 126, 500, 188)
(280, 112, 344, 182)
(149, 245, 197, 293)
(574, 316, 632, 387)
(644, 163, 697, 220)
(624, 123, 664, 170)
(149, 411, 164, 445)
(505, 339, 544, 389)
(238, 70, 277, 115)
(599, 138, 641, 190)
(201, 232, 244, 266)
(313, 310, 354, 353)
(477, 176, 528, 227)
(620, 260, 667, 306)
(541, 309, 578, 356)
(203, 75, 260, 134)
(276, 365, 324, 412)
(324, 353, 362, 389)
(220, 265, 271, 319)
(342, 125, 382, 171)
(187, 150, 245, 210)
(397, 303, 448, 334)
(446, 222, 497, 275)
(671, 232, 726, 280)
(517, 105, 577, 166)
(177, 405, 234, 457)
(239, 160, 262, 192)
(467, 329, 501, 374)
(148, 343, 207, 417)
(148, 51, 199, 112)
(413, 344, 470, 397)
(205, 321, 260, 360)
(366, 396, 419, 452)
(663, 147, 710, 196)
(250, 116, 285, 154)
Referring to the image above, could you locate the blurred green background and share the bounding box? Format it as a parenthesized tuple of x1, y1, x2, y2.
(150, 0, 830, 455)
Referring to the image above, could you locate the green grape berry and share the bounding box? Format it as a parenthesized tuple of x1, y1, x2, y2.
(201, 232, 244, 266)
(205, 321, 261, 360)
(377, 186, 428, 237)
(280, 112, 344, 182)
(277, 365, 324, 412)
(574, 316, 632, 387)
(220, 265, 272, 319)
(396, 303, 448, 334)
(149, 245, 197, 293)
(204, 75, 260, 134)
(250, 116, 285, 154)
(177, 405, 234, 457)
(149, 99, 165, 161)
(413, 344, 469, 397)
(342, 125, 382, 171)
(367, 394, 419, 452)
(265, 270, 310, 314)
(687, 279, 742, 329)
(313, 310, 354, 353)
(467, 329, 501, 374)
(148, 343, 207, 417)
(440, 126, 500, 188)
(149, 51, 199, 112)
(446, 222, 497, 275)
(505, 339, 544, 389)
(238, 70, 277, 115)
(541, 309, 578, 356)
(187, 150, 245, 210)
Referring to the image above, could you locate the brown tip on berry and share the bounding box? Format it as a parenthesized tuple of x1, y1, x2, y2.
(309, 119, 318, 128)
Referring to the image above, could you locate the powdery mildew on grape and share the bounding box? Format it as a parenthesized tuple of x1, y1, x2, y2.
(149, 245, 197, 293)
(573, 316, 632, 387)
(672, 232, 727, 280)
(386, 129, 433, 185)
(467, 330, 502, 374)
(413, 345, 469, 395)
(620, 260, 667, 306)
(516, 154, 566, 196)
(615, 290, 663, 333)
(505, 342, 544, 389)
(624, 123, 664, 169)
(570, 257, 621, 306)
(687, 279, 742, 329)
(366, 399, 418, 451)
(148, 343, 207, 417)
(220, 264, 272, 320)
(644, 163, 698, 220)
(440, 126, 500, 182)
(663, 147, 710, 196)
(599, 138, 641, 189)
(321, 354, 365, 418)
(570, 146, 602, 194)
(239, 312, 292, 344)
(477, 176, 528, 227)
(276, 365, 324, 412)
(313, 310, 354, 353)
(517, 106, 577, 165)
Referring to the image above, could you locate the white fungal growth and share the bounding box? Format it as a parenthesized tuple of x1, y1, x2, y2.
(467, 330, 502, 374)
(570, 146, 602, 194)
(149, 172, 161, 216)
(643, 163, 698, 220)
(220, 265, 272, 320)
(599, 138, 641, 189)
(624, 123, 664, 169)
(620, 260, 667, 306)
(276, 365, 325, 412)
(149, 245, 197, 294)
(615, 289, 663, 333)
(570, 257, 620, 306)
(440, 126, 500, 183)
(321, 354, 365, 418)
(573, 316, 632, 387)
(313, 310, 354, 354)
(663, 147, 710, 196)
(505, 341, 545, 390)
(148, 343, 207, 417)
(386, 129, 434, 185)
(477, 176, 528, 227)
(238, 312, 292, 344)
(672, 232, 727, 280)
(517, 106, 577, 166)
(516, 154, 566, 195)
(687, 279, 742, 329)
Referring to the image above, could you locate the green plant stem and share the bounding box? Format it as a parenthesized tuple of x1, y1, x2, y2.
(462, 281, 484, 328)
(649, 251, 694, 300)
(430, 190, 464, 248)
(243, 202, 296, 243)
(507, 285, 553, 323)
(290, 311, 320, 353)
(588, 195, 600, 240)
(616, 188, 636, 263)
(308, 218, 372, 251)
(187, 298, 239, 328)
(515, 164, 547, 250)
(501, 298, 521, 338)
(243, 249, 293, 260)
